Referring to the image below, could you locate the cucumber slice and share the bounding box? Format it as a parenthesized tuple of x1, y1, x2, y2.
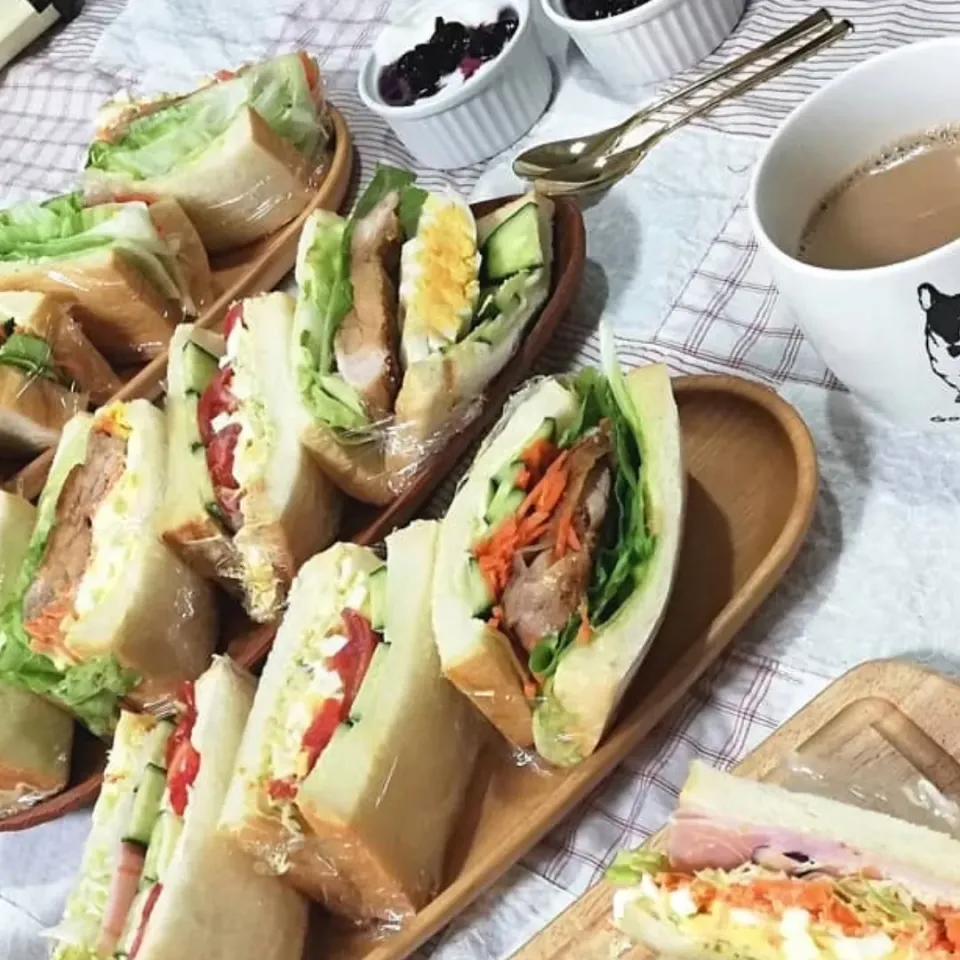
(493, 459, 525, 489)
(348, 642, 390, 726)
(366, 565, 387, 633)
(144, 720, 175, 771)
(116, 885, 155, 957)
(123, 763, 166, 848)
(532, 417, 556, 444)
(182, 341, 218, 397)
(484, 485, 525, 527)
(464, 558, 494, 618)
(141, 811, 183, 888)
(482, 203, 543, 281)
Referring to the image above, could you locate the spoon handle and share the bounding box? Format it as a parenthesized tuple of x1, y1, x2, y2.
(649, 18, 854, 147)
(601, 7, 835, 157)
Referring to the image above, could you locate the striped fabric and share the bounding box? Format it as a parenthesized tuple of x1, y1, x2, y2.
(0, 2, 956, 958)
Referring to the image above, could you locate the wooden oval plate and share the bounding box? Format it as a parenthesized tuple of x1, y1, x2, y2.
(0, 189, 585, 832)
(301, 373, 819, 960)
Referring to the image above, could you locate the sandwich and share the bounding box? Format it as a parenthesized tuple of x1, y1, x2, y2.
(0, 192, 211, 361)
(49, 658, 307, 960)
(292, 163, 554, 504)
(432, 331, 684, 765)
(607, 760, 960, 959)
(0, 290, 121, 453)
(84, 52, 329, 253)
(0, 399, 218, 737)
(387, 188, 554, 480)
(160, 292, 342, 623)
(219, 520, 482, 921)
(0, 490, 73, 816)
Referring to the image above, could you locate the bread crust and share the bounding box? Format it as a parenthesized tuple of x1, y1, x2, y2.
(298, 416, 392, 505)
(0, 367, 84, 453)
(85, 107, 315, 254)
(146, 196, 213, 313)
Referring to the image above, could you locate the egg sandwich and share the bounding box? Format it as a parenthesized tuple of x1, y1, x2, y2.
(161, 292, 341, 623)
(49, 659, 307, 960)
(0, 400, 217, 736)
(0, 193, 211, 362)
(219, 520, 481, 921)
(607, 761, 960, 960)
(0, 491, 73, 817)
(387, 189, 554, 479)
(84, 52, 329, 253)
(432, 331, 684, 765)
(0, 291, 121, 453)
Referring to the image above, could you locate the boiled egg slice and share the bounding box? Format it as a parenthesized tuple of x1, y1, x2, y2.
(399, 191, 481, 366)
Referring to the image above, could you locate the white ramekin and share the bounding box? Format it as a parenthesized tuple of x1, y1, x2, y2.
(541, 0, 746, 89)
(358, 0, 552, 171)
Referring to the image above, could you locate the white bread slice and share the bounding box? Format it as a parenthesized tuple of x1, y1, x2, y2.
(50, 712, 159, 959)
(432, 378, 583, 748)
(220, 522, 482, 921)
(146, 197, 213, 314)
(386, 196, 554, 485)
(55, 400, 217, 708)
(160, 295, 342, 622)
(0, 490, 36, 602)
(85, 107, 315, 254)
(135, 658, 307, 960)
(677, 761, 960, 901)
(0, 248, 179, 362)
(533, 363, 684, 766)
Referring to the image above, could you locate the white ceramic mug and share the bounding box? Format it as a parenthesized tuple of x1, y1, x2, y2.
(750, 37, 960, 428)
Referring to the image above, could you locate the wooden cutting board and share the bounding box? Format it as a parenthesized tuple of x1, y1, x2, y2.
(509, 659, 960, 960)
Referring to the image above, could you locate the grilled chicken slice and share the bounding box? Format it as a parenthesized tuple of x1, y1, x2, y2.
(503, 423, 614, 651)
(334, 192, 402, 421)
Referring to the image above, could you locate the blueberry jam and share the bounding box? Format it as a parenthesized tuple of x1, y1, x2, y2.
(564, 0, 655, 20)
(378, 8, 519, 107)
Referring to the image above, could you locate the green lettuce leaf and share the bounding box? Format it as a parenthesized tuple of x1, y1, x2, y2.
(0, 332, 57, 381)
(606, 848, 669, 887)
(0, 193, 118, 260)
(86, 52, 323, 181)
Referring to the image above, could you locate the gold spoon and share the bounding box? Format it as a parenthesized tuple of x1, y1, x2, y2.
(513, 7, 835, 180)
(534, 18, 854, 198)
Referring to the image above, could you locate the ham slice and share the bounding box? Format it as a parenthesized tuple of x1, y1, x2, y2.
(96, 840, 145, 955)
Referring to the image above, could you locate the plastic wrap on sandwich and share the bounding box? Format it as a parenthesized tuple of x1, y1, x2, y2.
(291, 163, 555, 506)
(0, 291, 122, 455)
(83, 52, 331, 254)
(0, 400, 218, 737)
(159, 294, 341, 625)
(431, 326, 685, 770)
(218, 519, 483, 932)
(0, 192, 212, 363)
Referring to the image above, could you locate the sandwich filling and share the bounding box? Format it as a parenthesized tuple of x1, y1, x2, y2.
(464, 367, 654, 698)
(607, 849, 960, 959)
(0, 316, 63, 385)
(256, 550, 386, 824)
(87, 51, 326, 181)
(22, 406, 133, 660)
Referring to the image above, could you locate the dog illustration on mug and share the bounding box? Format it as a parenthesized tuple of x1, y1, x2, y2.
(920, 283, 960, 402)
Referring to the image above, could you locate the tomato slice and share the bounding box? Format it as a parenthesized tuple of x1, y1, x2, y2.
(334, 610, 378, 706)
(206, 423, 241, 492)
(300, 697, 345, 775)
(167, 741, 201, 817)
(196, 366, 237, 446)
(164, 682, 197, 769)
(223, 302, 243, 340)
(111, 192, 158, 205)
(215, 69, 237, 82)
(267, 778, 298, 801)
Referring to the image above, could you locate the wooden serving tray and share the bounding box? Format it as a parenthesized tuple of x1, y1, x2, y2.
(297, 373, 819, 959)
(509, 659, 960, 960)
(3, 105, 353, 499)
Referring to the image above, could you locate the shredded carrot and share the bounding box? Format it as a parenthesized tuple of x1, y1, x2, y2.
(514, 467, 532, 491)
(575, 599, 592, 646)
(940, 912, 960, 951)
(521, 438, 557, 473)
(523, 681, 538, 700)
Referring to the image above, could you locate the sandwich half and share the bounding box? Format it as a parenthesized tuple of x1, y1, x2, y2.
(387, 190, 554, 482)
(49, 658, 307, 960)
(0, 399, 218, 736)
(0, 193, 210, 361)
(432, 335, 684, 764)
(0, 490, 73, 816)
(291, 170, 405, 505)
(0, 290, 121, 452)
(84, 52, 329, 253)
(607, 761, 960, 959)
(219, 519, 481, 921)
(160, 292, 342, 622)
